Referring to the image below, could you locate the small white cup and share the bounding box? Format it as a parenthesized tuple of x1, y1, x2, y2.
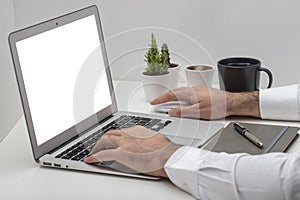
(185, 65, 215, 87)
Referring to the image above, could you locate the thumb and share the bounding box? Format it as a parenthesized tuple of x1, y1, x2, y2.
(168, 104, 200, 119)
(84, 149, 120, 163)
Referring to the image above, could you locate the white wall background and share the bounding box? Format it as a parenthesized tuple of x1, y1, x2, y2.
(1, 0, 300, 139)
(0, 0, 21, 142)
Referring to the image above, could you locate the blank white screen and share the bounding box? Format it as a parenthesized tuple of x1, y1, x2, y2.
(16, 15, 112, 146)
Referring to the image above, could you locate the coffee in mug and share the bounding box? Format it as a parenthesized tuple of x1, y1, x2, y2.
(217, 57, 273, 92)
(185, 65, 215, 87)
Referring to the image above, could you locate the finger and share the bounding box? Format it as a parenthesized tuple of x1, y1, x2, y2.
(90, 134, 119, 154)
(117, 125, 157, 139)
(91, 129, 124, 154)
(150, 87, 195, 105)
(84, 149, 120, 163)
(168, 104, 201, 119)
(150, 90, 179, 105)
(105, 129, 123, 136)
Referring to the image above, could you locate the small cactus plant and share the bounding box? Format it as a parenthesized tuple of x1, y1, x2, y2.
(144, 33, 170, 75)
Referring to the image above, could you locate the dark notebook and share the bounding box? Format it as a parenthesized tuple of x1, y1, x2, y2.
(203, 122, 299, 155)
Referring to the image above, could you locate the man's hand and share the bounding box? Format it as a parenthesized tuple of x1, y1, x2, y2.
(151, 86, 261, 120)
(151, 86, 228, 119)
(84, 126, 182, 178)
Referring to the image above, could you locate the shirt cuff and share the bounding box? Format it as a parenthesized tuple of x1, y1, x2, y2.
(259, 84, 299, 121)
(164, 146, 244, 200)
(164, 146, 202, 199)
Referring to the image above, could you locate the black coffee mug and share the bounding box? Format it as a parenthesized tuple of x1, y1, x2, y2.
(218, 57, 273, 92)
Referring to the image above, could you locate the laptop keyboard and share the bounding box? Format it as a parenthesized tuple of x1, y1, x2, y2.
(55, 115, 172, 162)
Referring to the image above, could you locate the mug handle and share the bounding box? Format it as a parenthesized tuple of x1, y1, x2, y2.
(258, 67, 273, 88)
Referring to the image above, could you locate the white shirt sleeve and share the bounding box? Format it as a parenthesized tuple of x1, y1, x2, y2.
(165, 146, 300, 200)
(259, 84, 300, 121)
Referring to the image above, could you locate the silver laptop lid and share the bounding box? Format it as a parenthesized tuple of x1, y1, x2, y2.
(9, 6, 117, 160)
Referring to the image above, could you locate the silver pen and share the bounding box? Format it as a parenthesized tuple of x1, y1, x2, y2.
(233, 122, 264, 149)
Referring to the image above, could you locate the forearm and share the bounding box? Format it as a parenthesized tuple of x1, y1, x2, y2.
(226, 91, 261, 118)
(226, 84, 300, 120)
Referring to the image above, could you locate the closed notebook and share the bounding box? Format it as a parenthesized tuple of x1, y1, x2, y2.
(203, 122, 299, 155)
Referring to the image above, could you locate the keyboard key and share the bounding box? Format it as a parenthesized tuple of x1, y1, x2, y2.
(151, 128, 161, 131)
(75, 147, 84, 153)
(71, 154, 86, 161)
(71, 148, 82, 154)
(86, 146, 93, 152)
(117, 115, 127, 120)
(85, 140, 95, 146)
(123, 116, 135, 121)
(121, 124, 135, 128)
(131, 119, 140, 123)
(62, 153, 74, 160)
(145, 119, 161, 128)
(117, 119, 131, 124)
(156, 122, 166, 128)
(107, 122, 116, 127)
(81, 150, 90, 155)
(55, 152, 65, 158)
(136, 121, 147, 126)
(140, 119, 151, 124)
(148, 119, 161, 124)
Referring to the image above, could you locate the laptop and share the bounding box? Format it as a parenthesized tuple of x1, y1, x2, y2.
(9, 5, 224, 179)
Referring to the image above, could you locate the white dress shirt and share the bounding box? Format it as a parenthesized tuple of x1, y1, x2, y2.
(164, 84, 300, 200)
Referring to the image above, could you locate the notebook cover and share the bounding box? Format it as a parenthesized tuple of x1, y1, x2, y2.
(203, 122, 299, 155)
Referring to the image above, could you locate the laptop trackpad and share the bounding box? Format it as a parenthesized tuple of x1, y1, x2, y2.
(93, 161, 139, 174)
(166, 135, 202, 147)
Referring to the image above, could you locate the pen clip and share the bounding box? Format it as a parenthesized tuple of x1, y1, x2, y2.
(233, 122, 245, 134)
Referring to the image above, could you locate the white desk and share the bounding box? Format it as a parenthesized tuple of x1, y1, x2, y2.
(1, 80, 299, 200)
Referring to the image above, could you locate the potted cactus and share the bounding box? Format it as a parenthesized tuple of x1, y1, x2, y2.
(142, 34, 171, 102)
(160, 42, 180, 89)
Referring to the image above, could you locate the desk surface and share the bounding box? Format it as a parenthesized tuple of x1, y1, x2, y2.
(1, 80, 299, 200)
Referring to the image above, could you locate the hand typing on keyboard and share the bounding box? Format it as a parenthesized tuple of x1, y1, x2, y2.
(84, 126, 182, 178)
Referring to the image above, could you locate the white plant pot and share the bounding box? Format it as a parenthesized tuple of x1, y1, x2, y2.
(169, 63, 181, 89)
(142, 72, 171, 102)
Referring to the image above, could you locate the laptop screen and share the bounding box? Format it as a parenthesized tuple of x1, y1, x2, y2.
(15, 14, 112, 146)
